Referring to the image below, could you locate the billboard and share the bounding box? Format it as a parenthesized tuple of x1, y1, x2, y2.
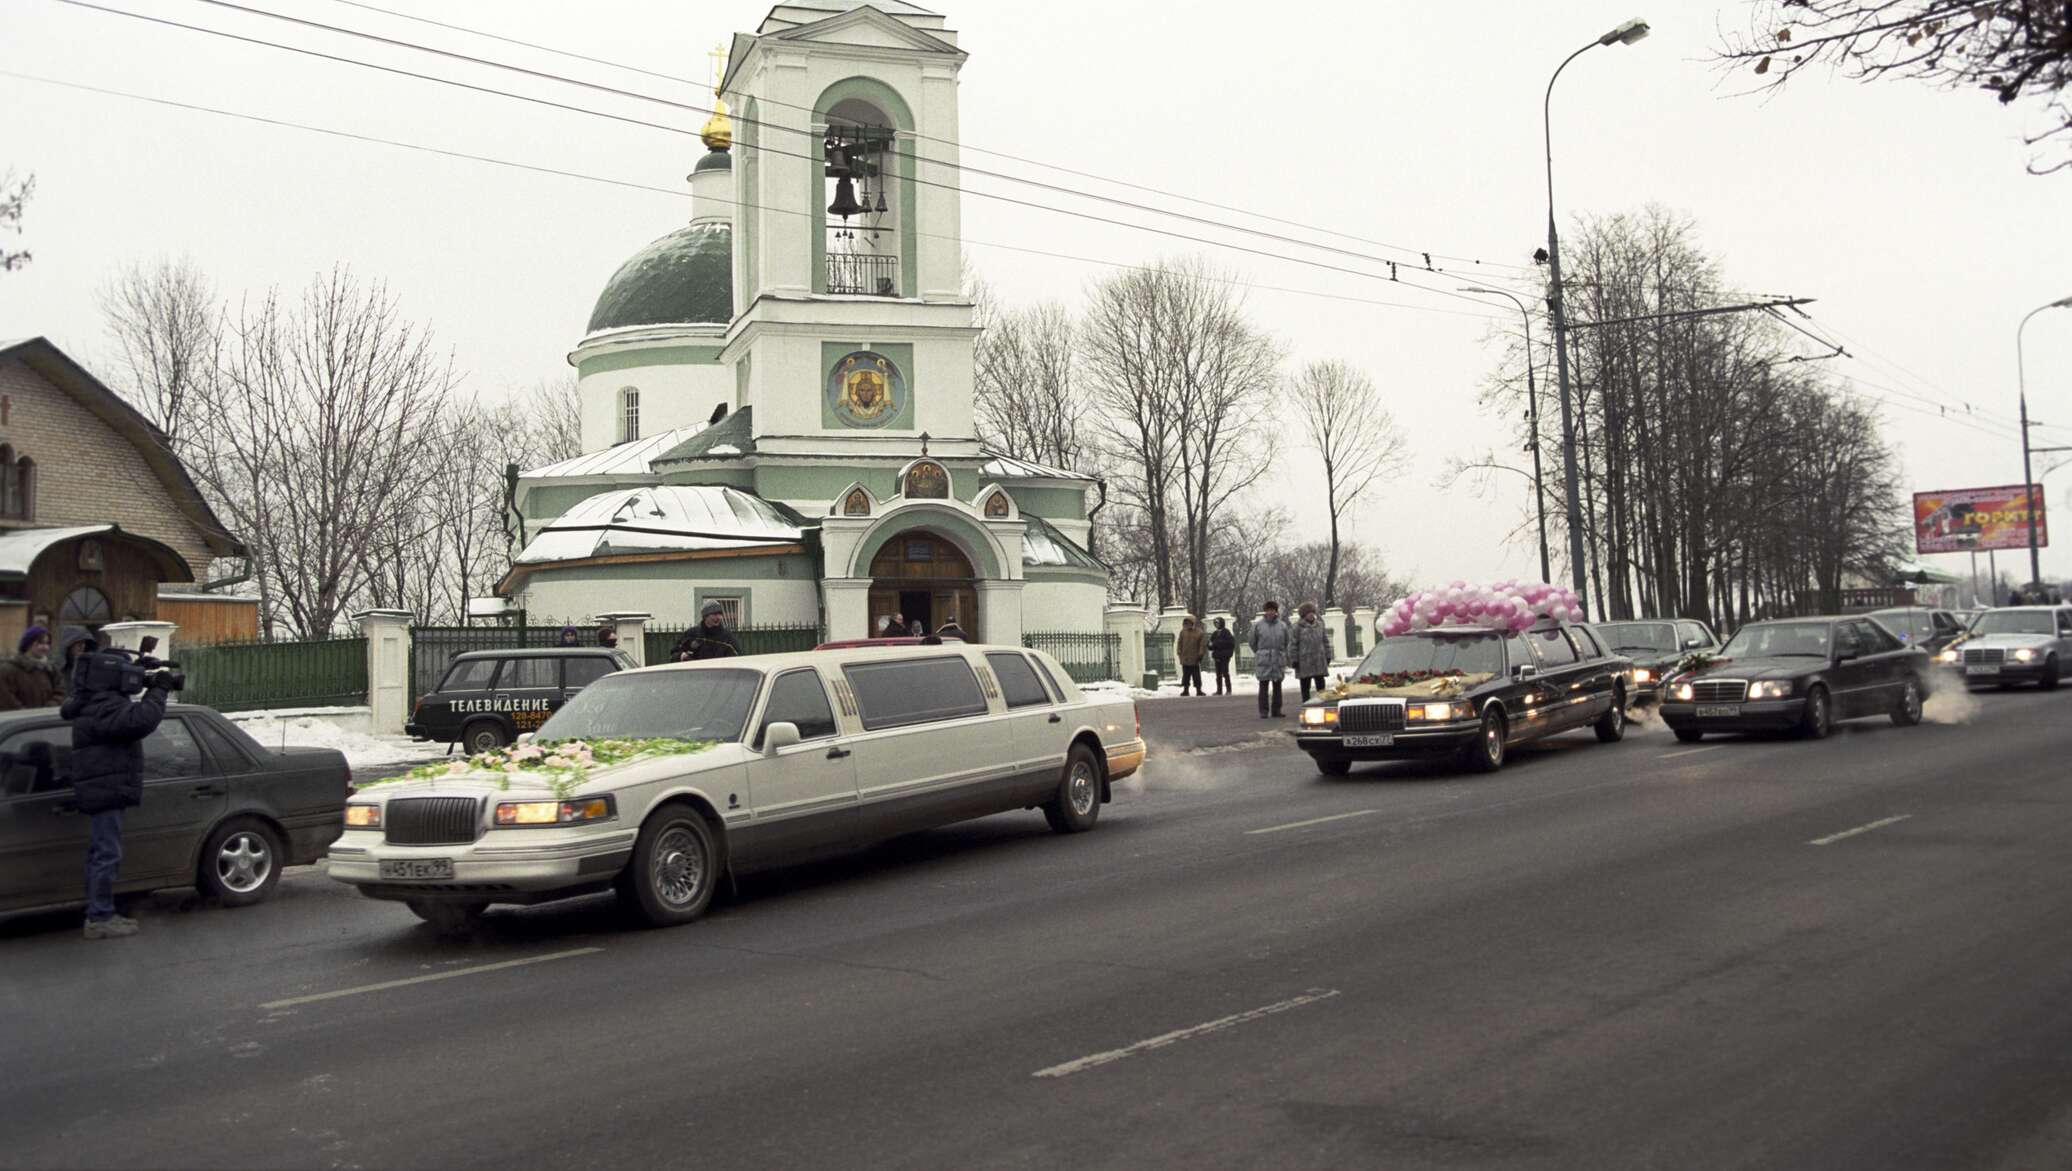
(1913, 484, 2048, 554)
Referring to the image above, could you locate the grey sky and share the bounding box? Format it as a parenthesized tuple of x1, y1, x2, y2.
(4, 0, 2069, 591)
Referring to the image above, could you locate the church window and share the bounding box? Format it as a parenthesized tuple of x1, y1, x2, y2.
(618, 387, 641, 444)
(0, 445, 24, 520)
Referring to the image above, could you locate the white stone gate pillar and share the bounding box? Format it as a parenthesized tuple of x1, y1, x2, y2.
(821, 579, 873, 643)
(598, 611, 651, 666)
(1352, 607, 1378, 656)
(1104, 602, 1145, 685)
(354, 609, 413, 735)
(975, 580, 1025, 647)
(1322, 606, 1350, 662)
(100, 619, 177, 658)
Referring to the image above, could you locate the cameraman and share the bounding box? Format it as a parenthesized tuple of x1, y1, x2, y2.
(59, 638, 176, 940)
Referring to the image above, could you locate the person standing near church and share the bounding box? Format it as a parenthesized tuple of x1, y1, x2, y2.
(1293, 602, 1331, 702)
(1208, 617, 1236, 695)
(0, 626, 65, 710)
(671, 602, 741, 660)
(1250, 601, 1291, 718)
(1175, 615, 1206, 696)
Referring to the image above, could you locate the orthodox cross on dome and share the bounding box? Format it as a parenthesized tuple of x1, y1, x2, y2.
(701, 44, 732, 152)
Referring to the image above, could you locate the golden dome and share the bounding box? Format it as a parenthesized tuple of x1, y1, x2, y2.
(701, 96, 732, 152)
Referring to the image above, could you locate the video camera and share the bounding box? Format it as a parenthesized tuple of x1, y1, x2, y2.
(73, 635, 185, 695)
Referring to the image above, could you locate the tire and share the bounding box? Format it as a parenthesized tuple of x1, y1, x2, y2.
(1594, 689, 1628, 743)
(1672, 727, 1704, 744)
(2041, 656, 2060, 691)
(1314, 756, 1352, 778)
(462, 720, 508, 755)
(621, 804, 719, 927)
(1461, 709, 1506, 774)
(1043, 744, 1104, 833)
(1800, 685, 1833, 740)
(406, 900, 488, 933)
(197, 817, 283, 907)
(1890, 676, 1924, 726)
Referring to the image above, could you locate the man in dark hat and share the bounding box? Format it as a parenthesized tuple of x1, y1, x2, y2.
(671, 601, 742, 661)
(0, 625, 65, 710)
(1208, 617, 1236, 696)
(597, 622, 619, 649)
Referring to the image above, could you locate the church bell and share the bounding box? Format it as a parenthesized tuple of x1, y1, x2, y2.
(828, 176, 864, 220)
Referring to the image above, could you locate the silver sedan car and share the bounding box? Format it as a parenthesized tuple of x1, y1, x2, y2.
(1942, 606, 2072, 690)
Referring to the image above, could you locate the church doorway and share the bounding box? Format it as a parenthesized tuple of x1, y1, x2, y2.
(868, 530, 977, 636)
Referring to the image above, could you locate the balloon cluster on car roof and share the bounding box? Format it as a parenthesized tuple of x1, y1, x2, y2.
(1382, 580, 1586, 637)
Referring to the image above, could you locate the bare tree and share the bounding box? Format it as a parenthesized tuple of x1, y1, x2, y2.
(0, 170, 32, 272)
(1719, 1, 2072, 173)
(975, 298, 1088, 471)
(1291, 359, 1406, 606)
(522, 374, 583, 465)
(99, 257, 220, 444)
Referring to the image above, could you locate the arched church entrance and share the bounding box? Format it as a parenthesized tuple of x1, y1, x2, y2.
(868, 530, 977, 635)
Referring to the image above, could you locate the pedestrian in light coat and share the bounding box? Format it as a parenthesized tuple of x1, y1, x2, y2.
(1249, 601, 1292, 718)
(1175, 615, 1206, 696)
(1293, 602, 1332, 702)
(1208, 618, 1236, 695)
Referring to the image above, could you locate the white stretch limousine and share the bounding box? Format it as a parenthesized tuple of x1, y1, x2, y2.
(327, 644, 1146, 929)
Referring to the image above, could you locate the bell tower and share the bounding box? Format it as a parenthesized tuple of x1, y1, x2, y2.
(719, 2, 980, 462)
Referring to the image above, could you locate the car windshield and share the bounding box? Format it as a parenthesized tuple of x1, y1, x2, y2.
(1720, 621, 1832, 659)
(1973, 610, 2055, 636)
(1595, 623, 1676, 653)
(1356, 632, 1504, 676)
(535, 668, 760, 743)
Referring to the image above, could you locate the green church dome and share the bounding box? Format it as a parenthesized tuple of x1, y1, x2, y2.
(585, 219, 733, 334)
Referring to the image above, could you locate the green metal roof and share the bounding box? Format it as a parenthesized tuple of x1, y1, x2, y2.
(653, 406, 756, 464)
(585, 221, 733, 334)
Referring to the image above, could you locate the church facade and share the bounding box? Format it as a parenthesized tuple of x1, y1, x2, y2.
(501, 1, 1108, 644)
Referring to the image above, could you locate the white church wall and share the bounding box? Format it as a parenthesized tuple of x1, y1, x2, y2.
(574, 345, 731, 453)
(1021, 579, 1108, 634)
(516, 568, 821, 629)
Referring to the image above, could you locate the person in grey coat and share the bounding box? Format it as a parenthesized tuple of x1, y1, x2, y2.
(1249, 600, 1292, 718)
(1293, 602, 1332, 702)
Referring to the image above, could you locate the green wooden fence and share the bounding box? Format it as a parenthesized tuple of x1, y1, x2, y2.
(644, 622, 823, 665)
(181, 637, 369, 712)
(1022, 632, 1121, 684)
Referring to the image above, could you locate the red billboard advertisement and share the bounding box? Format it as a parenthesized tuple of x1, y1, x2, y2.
(1912, 484, 2048, 554)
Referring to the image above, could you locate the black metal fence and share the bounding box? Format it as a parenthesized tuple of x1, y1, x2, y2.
(826, 251, 899, 297)
(1022, 632, 1120, 684)
(643, 622, 823, 665)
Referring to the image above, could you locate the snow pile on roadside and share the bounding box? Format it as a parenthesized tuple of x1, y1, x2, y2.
(230, 712, 451, 768)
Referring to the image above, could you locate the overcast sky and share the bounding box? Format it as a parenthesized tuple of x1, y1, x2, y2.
(5, 0, 2070, 593)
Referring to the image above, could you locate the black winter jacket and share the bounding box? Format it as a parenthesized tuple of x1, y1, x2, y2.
(1208, 629, 1237, 661)
(58, 686, 169, 815)
(671, 626, 741, 661)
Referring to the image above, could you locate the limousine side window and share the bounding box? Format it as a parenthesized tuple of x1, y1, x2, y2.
(985, 652, 1050, 709)
(1564, 626, 1604, 659)
(441, 658, 499, 691)
(843, 657, 989, 731)
(1531, 627, 1578, 668)
(1026, 653, 1066, 703)
(757, 669, 839, 747)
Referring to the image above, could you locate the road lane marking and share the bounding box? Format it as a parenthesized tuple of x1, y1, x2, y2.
(1808, 814, 1913, 846)
(1660, 746, 1723, 759)
(1033, 988, 1341, 1078)
(259, 947, 604, 1009)
(1246, 810, 1380, 835)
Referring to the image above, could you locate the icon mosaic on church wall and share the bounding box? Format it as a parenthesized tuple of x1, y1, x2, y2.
(827, 349, 906, 429)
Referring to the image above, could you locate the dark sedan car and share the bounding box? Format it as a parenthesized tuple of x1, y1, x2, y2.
(1295, 621, 1631, 775)
(0, 704, 350, 915)
(1592, 618, 1720, 703)
(1867, 606, 1968, 656)
(1659, 616, 1929, 743)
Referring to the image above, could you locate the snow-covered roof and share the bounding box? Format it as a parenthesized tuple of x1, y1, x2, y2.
(979, 450, 1088, 482)
(1021, 515, 1105, 573)
(525, 426, 704, 479)
(513, 486, 812, 566)
(0, 524, 192, 581)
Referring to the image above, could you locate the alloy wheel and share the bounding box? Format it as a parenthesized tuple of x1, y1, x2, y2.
(215, 831, 272, 894)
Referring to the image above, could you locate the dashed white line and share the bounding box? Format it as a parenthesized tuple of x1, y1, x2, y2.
(1808, 814, 1913, 846)
(1033, 988, 1342, 1078)
(1660, 745, 1724, 759)
(1245, 809, 1380, 835)
(259, 947, 604, 1009)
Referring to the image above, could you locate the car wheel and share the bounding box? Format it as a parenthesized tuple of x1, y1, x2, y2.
(622, 804, 719, 927)
(1314, 756, 1352, 778)
(1043, 744, 1104, 833)
(197, 817, 283, 907)
(1801, 686, 1833, 740)
(2041, 656, 2061, 691)
(462, 721, 508, 755)
(1672, 727, 1704, 744)
(1594, 689, 1627, 743)
(1891, 677, 1924, 726)
(406, 900, 488, 933)
(1461, 709, 1506, 774)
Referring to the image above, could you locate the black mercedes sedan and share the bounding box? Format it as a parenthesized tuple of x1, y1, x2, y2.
(1659, 616, 1930, 743)
(1294, 621, 1632, 776)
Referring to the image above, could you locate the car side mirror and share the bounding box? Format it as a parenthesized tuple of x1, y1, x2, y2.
(763, 722, 801, 754)
(1514, 664, 1537, 679)
(1833, 648, 1858, 663)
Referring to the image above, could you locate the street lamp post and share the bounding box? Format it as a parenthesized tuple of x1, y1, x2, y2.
(2016, 293, 2072, 592)
(1462, 285, 1551, 582)
(1544, 16, 1649, 600)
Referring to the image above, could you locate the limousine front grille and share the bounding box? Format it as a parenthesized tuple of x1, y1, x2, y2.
(1338, 702, 1405, 734)
(385, 797, 482, 846)
(1690, 679, 1748, 704)
(1963, 647, 2005, 666)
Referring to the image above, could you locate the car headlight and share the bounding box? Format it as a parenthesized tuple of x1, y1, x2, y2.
(1299, 706, 1338, 727)
(1674, 682, 1694, 702)
(344, 803, 381, 829)
(1938, 648, 1959, 664)
(1748, 680, 1791, 700)
(1406, 701, 1466, 722)
(493, 796, 616, 827)
(1631, 668, 1653, 684)
(2014, 648, 2035, 662)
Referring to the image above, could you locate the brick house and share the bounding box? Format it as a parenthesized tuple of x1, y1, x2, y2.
(0, 337, 250, 648)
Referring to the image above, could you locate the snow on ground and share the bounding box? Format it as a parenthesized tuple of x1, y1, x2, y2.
(1081, 662, 1366, 702)
(230, 711, 451, 770)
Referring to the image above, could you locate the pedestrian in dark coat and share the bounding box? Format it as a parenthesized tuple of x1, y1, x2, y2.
(671, 602, 742, 660)
(558, 625, 581, 647)
(1249, 601, 1292, 718)
(58, 626, 95, 680)
(596, 623, 619, 649)
(1293, 602, 1332, 702)
(936, 616, 968, 641)
(0, 625, 65, 710)
(61, 650, 172, 938)
(1208, 618, 1236, 695)
(1175, 615, 1206, 696)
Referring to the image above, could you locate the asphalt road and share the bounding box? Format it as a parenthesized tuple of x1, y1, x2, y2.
(4, 683, 2071, 1170)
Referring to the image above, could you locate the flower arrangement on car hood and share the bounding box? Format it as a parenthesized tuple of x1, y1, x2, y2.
(1323, 670, 1493, 701)
(363, 738, 717, 799)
